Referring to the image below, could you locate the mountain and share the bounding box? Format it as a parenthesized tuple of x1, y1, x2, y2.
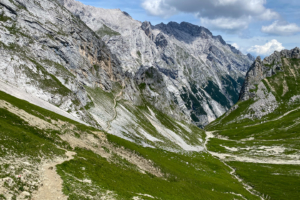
(62, 0, 255, 127)
(0, 0, 207, 152)
(0, 0, 254, 151)
(1, 0, 298, 199)
(205, 47, 300, 199)
(0, 1, 262, 199)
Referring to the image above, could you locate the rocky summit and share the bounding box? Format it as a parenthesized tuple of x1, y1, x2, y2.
(0, 0, 299, 199)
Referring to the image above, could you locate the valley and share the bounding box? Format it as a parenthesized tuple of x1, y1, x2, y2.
(0, 0, 299, 199)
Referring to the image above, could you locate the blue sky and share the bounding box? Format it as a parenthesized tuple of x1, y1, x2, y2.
(78, 0, 300, 57)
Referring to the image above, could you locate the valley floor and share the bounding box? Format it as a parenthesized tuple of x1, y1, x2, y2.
(0, 81, 299, 199)
(205, 107, 300, 200)
(0, 89, 262, 200)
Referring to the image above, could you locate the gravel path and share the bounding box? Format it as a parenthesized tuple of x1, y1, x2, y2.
(32, 151, 76, 200)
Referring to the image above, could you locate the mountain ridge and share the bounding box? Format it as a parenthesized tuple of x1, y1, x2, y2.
(62, 0, 254, 127)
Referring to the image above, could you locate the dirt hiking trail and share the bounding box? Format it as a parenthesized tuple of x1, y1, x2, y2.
(32, 151, 76, 200)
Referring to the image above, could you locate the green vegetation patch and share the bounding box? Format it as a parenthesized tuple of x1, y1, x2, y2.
(0, 91, 95, 132)
(228, 162, 300, 200)
(205, 58, 300, 200)
(23, 59, 72, 97)
(0, 108, 66, 160)
(137, 51, 141, 58)
(180, 87, 207, 124)
(57, 139, 259, 200)
(95, 24, 121, 38)
(0, 91, 259, 199)
(206, 99, 255, 130)
(0, 13, 12, 22)
(41, 59, 75, 78)
(138, 83, 146, 91)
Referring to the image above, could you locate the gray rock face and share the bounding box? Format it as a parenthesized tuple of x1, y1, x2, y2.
(247, 53, 256, 62)
(62, 0, 254, 127)
(141, 21, 154, 41)
(0, 0, 124, 126)
(240, 47, 300, 101)
(155, 33, 168, 49)
(156, 21, 213, 39)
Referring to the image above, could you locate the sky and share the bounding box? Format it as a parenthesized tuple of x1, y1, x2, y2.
(78, 0, 300, 57)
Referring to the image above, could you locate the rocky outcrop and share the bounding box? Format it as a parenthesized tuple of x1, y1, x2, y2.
(155, 33, 168, 49)
(141, 21, 154, 40)
(239, 47, 300, 101)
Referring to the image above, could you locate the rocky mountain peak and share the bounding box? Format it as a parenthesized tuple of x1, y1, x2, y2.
(227, 44, 240, 54)
(213, 35, 226, 45)
(239, 56, 269, 101)
(256, 56, 262, 62)
(239, 47, 300, 101)
(263, 47, 300, 65)
(122, 11, 131, 18)
(157, 21, 213, 38)
(141, 21, 154, 40)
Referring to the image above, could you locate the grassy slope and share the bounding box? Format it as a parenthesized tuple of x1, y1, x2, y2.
(86, 84, 206, 151)
(0, 91, 259, 199)
(228, 162, 300, 200)
(205, 58, 300, 199)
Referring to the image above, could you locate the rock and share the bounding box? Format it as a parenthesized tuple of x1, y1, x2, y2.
(0, 0, 124, 127)
(247, 53, 255, 62)
(141, 21, 154, 41)
(240, 47, 300, 101)
(213, 35, 227, 45)
(155, 33, 168, 49)
(19, 191, 31, 199)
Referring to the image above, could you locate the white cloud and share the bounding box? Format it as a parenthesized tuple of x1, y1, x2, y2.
(142, 0, 177, 18)
(248, 39, 285, 55)
(231, 43, 239, 49)
(200, 17, 250, 33)
(141, 0, 279, 32)
(258, 9, 280, 21)
(262, 21, 300, 36)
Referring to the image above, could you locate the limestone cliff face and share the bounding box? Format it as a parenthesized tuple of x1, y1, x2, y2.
(0, 0, 123, 126)
(227, 47, 300, 121)
(62, 0, 254, 127)
(240, 47, 300, 101)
